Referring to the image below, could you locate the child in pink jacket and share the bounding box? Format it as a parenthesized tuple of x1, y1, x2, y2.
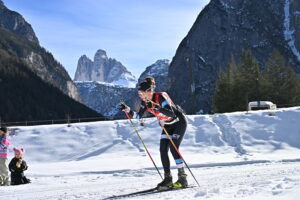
(0, 127, 11, 186)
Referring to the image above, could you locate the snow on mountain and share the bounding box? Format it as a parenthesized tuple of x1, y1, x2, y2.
(284, 0, 300, 63)
(1, 107, 300, 199)
(111, 72, 137, 88)
(139, 59, 169, 78)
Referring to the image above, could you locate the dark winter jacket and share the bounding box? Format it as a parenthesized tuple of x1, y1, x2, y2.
(9, 157, 30, 185)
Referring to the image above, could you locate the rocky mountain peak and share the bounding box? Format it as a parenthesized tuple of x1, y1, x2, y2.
(138, 59, 169, 92)
(74, 49, 137, 87)
(94, 49, 108, 59)
(94, 49, 108, 67)
(0, 0, 39, 43)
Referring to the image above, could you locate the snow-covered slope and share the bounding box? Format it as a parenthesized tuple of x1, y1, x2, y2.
(1, 107, 300, 199)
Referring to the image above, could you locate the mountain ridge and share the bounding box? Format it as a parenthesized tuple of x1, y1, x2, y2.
(168, 0, 300, 114)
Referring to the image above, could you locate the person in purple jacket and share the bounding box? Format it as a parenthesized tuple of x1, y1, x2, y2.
(0, 127, 11, 186)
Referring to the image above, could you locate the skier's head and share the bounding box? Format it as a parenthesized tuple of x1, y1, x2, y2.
(145, 77, 156, 90)
(138, 81, 153, 101)
(13, 147, 25, 158)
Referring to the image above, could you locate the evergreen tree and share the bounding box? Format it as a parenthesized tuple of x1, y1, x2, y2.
(213, 50, 262, 113)
(213, 49, 300, 113)
(239, 50, 262, 103)
(263, 50, 300, 105)
(213, 56, 240, 112)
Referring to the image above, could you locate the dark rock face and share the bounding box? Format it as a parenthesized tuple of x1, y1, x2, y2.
(0, 1, 38, 43)
(74, 49, 137, 88)
(0, 1, 80, 101)
(137, 59, 169, 92)
(168, 0, 300, 114)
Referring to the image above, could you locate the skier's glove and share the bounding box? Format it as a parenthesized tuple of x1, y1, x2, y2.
(119, 102, 130, 112)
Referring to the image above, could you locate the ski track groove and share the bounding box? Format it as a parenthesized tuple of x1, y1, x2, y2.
(1, 160, 300, 199)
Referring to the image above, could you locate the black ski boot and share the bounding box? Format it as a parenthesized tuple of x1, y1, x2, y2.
(173, 168, 188, 188)
(157, 172, 173, 190)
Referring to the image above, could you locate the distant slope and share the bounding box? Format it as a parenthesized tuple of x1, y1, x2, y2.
(0, 45, 102, 122)
(0, 1, 80, 100)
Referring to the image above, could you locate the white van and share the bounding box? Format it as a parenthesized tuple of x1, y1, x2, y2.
(248, 101, 277, 111)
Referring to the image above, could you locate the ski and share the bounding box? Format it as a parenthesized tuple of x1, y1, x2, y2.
(103, 185, 195, 199)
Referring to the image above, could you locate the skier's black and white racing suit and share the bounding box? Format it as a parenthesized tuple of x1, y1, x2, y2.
(128, 92, 187, 173)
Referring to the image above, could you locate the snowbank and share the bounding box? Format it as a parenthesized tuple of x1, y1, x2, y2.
(1, 107, 300, 200)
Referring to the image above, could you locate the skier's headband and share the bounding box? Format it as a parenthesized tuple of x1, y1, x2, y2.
(137, 81, 152, 92)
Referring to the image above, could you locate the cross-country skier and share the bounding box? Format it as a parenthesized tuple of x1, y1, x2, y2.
(120, 77, 188, 189)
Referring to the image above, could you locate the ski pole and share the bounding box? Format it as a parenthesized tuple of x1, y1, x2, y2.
(123, 111, 163, 180)
(147, 99, 200, 187)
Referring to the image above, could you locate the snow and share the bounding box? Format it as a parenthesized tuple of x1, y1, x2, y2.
(220, 0, 234, 10)
(198, 55, 206, 63)
(1, 107, 300, 199)
(111, 73, 137, 88)
(284, 0, 300, 63)
(75, 81, 132, 89)
(143, 59, 169, 77)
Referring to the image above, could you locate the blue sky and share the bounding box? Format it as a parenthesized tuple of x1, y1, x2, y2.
(3, 0, 210, 78)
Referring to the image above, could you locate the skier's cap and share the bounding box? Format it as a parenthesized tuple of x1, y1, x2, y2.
(137, 81, 152, 92)
(0, 127, 7, 133)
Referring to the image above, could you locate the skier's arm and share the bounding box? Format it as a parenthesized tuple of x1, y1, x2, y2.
(155, 95, 177, 118)
(119, 101, 147, 119)
(134, 101, 147, 119)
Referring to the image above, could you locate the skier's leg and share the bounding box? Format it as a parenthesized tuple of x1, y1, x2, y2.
(170, 117, 187, 164)
(160, 138, 171, 173)
(169, 118, 188, 188)
(157, 137, 173, 188)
